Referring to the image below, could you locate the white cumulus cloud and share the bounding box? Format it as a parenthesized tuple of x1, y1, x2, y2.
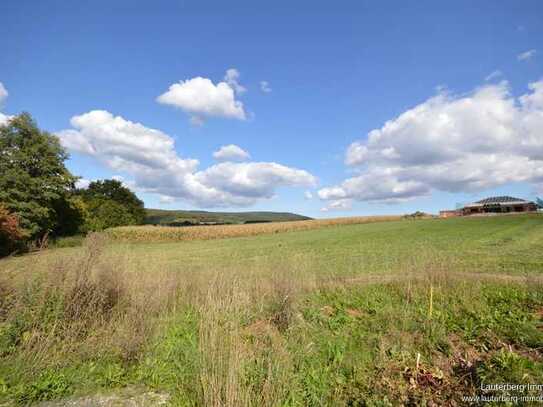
(319, 80, 543, 205)
(57, 110, 198, 173)
(195, 162, 317, 202)
(518, 49, 536, 61)
(213, 144, 250, 161)
(157, 74, 246, 124)
(58, 110, 316, 207)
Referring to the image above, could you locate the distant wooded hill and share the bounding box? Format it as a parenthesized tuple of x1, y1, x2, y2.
(144, 209, 312, 226)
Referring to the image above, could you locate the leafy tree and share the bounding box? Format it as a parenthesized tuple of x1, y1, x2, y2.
(85, 198, 137, 231)
(80, 180, 145, 224)
(53, 195, 89, 236)
(536, 197, 543, 210)
(0, 113, 78, 238)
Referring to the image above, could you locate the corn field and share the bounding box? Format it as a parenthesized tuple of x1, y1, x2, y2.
(106, 216, 403, 242)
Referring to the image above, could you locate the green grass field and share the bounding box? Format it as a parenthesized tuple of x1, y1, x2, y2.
(1, 214, 542, 406)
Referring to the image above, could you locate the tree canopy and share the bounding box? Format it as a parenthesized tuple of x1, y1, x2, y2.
(77, 180, 145, 230)
(84, 199, 138, 231)
(0, 113, 77, 238)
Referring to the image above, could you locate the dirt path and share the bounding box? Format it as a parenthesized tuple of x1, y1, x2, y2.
(30, 388, 169, 407)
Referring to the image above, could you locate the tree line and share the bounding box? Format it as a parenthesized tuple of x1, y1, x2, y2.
(0, 113, 145, 256)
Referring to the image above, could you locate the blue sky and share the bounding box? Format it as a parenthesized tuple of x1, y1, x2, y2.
(1, 0, 542, 217)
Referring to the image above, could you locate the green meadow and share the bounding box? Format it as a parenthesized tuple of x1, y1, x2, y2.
(1, 214, 542, 406)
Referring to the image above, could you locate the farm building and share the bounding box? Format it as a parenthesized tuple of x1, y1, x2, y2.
(440, 196, 538, 218)
(461, 196, 537, 215)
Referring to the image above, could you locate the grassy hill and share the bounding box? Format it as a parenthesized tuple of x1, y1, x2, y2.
(144, 208, 312, 226)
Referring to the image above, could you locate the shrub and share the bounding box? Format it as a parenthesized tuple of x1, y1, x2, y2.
(0, 204, 25, 257)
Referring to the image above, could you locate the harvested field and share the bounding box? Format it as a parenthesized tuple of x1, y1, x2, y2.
(106, 215, 403, 242)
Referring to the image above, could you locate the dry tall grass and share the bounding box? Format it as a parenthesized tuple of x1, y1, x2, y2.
(0, 233, 323, 405)
(106, 215, 402, 242)
(0, 233, 183, 374)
